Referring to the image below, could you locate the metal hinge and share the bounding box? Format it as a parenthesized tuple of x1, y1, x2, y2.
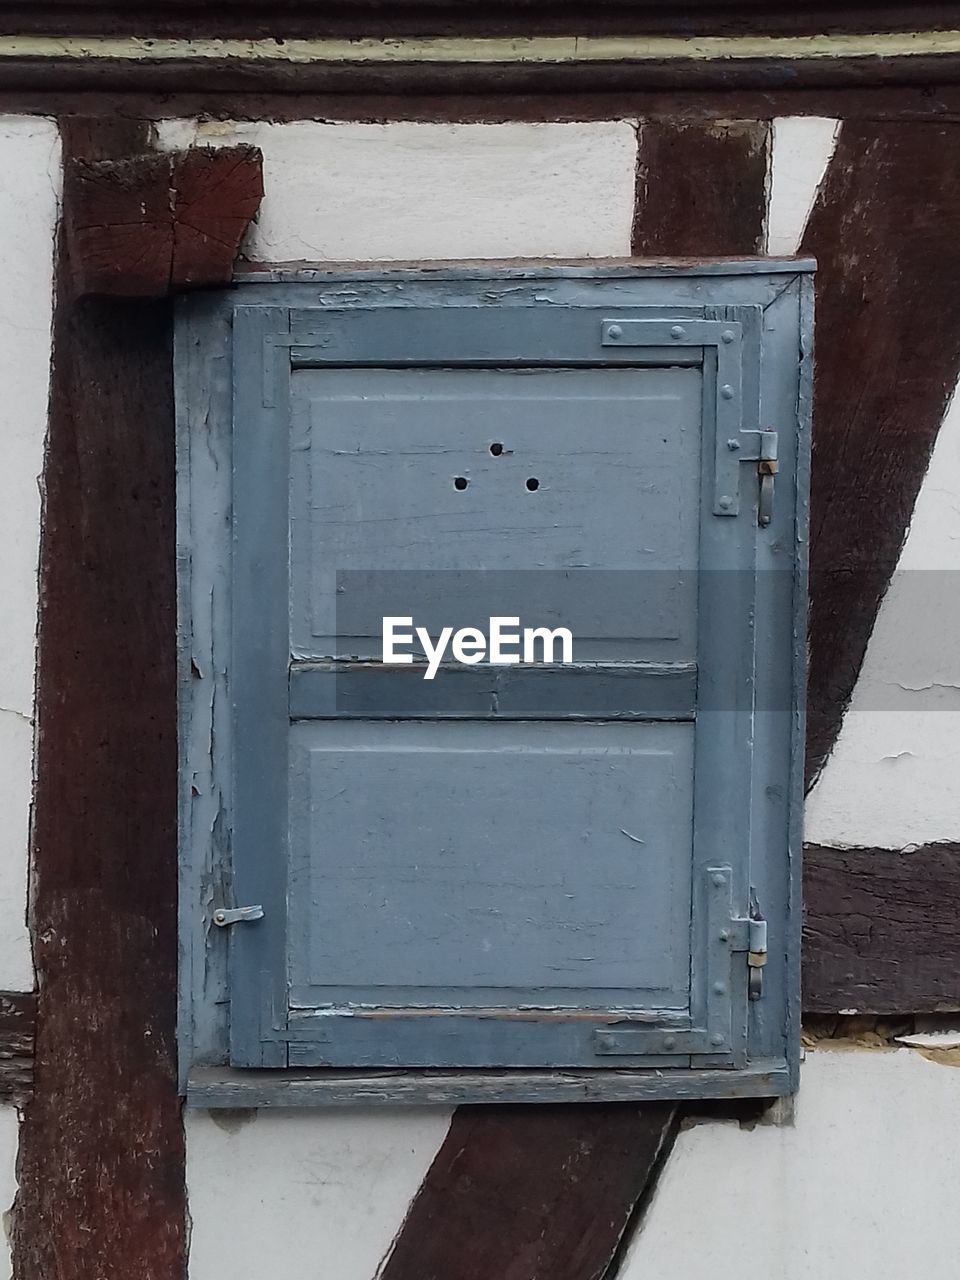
(730, 894, 768, 999)
(212, 905, 264, 927)
(737, 429, 779, 527)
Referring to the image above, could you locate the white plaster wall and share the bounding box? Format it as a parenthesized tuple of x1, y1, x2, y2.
(0, 1106, 19, 1280)
(806, 377, 960, 847)
(155, 119, 638, 261)
(185, 1108, 451, 1280)
(766, 117, 839, 255)
(622, 1047, 960, 1280)
(0, 117, 60, 990)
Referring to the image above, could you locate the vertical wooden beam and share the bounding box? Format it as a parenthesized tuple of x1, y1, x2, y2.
(11, 117, 186, 1280)
(632, 120, 769, 256)
(12, 118, 261, 1280)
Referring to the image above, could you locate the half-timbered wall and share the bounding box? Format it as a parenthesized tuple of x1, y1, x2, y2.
(1, 67, 959, 1278)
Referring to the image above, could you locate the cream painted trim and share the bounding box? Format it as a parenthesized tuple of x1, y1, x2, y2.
(0, 31, 959, 65)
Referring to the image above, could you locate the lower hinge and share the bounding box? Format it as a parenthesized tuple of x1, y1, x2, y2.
(731, 901, 768, 1000)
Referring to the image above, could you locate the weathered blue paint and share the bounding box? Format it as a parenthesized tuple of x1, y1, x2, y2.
(176, 264, 812, 1103)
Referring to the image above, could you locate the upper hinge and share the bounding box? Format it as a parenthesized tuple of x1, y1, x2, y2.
(736, 429, 779, 526)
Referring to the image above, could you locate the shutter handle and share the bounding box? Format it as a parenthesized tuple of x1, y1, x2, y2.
(212, 905, 264, 927)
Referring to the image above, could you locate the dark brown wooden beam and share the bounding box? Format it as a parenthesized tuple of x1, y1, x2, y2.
(803, 843, 960, 1014)
(379, 1103, 678, 1280)
(2, 2, 959, 38)
(801, 121, 960, 784)
(11, 117, 262, 1280)
(66, 145, 263, 296)
(1, 54, 960, 97)
(632, 119, 769, 255)
(6, 83, 960, 123)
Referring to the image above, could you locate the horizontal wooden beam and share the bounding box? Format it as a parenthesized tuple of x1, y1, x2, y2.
(803, 843, 960, 1014)
(1, 35, 960, 96)
(3, 2, 960, 39)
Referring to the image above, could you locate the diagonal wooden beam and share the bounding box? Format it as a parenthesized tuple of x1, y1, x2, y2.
(380, 1104, 679, 1280)
(801, 121, 960, 783)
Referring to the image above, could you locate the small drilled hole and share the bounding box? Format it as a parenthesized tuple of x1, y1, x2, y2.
(489, 442, 504, 456)
(526, 477, 540, 492)
(454, 476, 469, 490)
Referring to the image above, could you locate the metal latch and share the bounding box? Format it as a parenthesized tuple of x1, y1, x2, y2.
(212, 905, 264, 927)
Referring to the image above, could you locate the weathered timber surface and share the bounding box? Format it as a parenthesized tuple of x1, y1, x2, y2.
(66, 144, 263, 295)
(0, 992, 35, 1104)
(632, 119, 769, 256)
(3, 55, 960, 95)
(10, 115, 259, 1280)
(379, 1103, 678, 1280)
(803, 843, 960, 1014)
(11, 117, 186, 1280)
(4, 2, 960, 38)
(801, 121, 960, 784)
(8, 85, 960, 123)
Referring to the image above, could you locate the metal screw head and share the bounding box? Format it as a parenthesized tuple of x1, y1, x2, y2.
(721, 329, 736, 344)
(213, 909, 226, 926)
(727, 438, 741, 451)
(718, 495, 734, 511)
(713, 982, 727, 996)
(721, 384, 735, 400)
(607, 324, 622, 340)
(670, 324, 685, 339)
(719, 929, 730, 942)
(711, 1032, 725, 1047)
(712, 872, 726, 887)
(663, 1035, 676, 1051)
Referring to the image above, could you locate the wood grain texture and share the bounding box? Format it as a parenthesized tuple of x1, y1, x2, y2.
(3, 3, 960, 38)
(7, 55, 960, 99)
(66, 144, 263, 295)
(380, 1103, 678, 1280)
(11, 118, 186, 1280)
(804, 843, 960, 1013)
(632, 120, 769, 255)
(801, 122, 960, 783)
(8, 84, 960, 123)
(0, 993, 35, 1104)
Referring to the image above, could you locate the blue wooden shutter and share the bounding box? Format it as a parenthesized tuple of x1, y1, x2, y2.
(204, 273, 807, 1085)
